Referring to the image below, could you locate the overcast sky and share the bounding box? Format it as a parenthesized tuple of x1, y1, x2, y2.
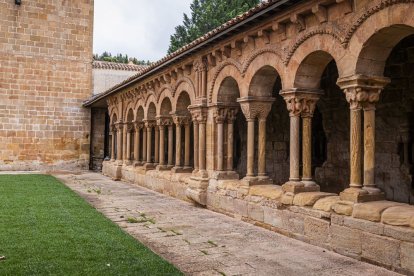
(93, 0, 193, 62)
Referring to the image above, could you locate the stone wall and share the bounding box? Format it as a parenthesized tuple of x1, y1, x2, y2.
(0, 0, 93, 171)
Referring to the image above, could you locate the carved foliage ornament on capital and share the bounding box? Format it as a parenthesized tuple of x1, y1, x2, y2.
(343, 87, 382, 110)
(173, 116, 191, 126)
(189, 107, 208, 123)
(280, 90, 322, 117)
(239, 100, 274, 121)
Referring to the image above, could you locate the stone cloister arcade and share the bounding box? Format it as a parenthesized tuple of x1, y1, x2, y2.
(87, 1, 414, 272)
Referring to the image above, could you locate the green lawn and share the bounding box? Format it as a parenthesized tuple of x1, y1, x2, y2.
(0, 174, 182, 275)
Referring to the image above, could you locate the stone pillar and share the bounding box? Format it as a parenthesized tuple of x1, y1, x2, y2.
(189, 105, 208, 178)
(122, 123, 128, 164)
(280, 89, 322, 194)
(338, 75, 390, 202)
(144, 120, 155, 169)
(214, 108, 227, 172)
(199, 118, 207, 174)
(116, 123, 123, 161)
(146, 124, 152, 163)
(110, 125, 115, 161)
(168, 125, 174, 168)
(158, 125, 165, 166)
(133, 123, 141, 165)
(192, 120, 199, 173)
(125, 123, 133, 165)
(175, 120, 182, 168)
(184, 122, 191, 169)
(238, 97, 275, 184)
(154, 126, 159, 165)
(226, 109, 238, 172)
(142, 125, 147, 163)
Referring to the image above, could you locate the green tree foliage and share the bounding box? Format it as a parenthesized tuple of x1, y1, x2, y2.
(93, 52, 152, 66)
(168, 0, 260, 54)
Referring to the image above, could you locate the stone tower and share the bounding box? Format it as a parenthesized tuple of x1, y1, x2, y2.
(0, 0, 94, 170)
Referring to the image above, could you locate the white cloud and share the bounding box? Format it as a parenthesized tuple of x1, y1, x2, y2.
(93, 0, 193, 61)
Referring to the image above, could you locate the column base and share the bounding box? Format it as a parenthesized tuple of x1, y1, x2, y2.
(242, 176, 273, 186)
(339, 187, 385, 203)
(211, 171, 239, 180)
(156, 165, 170, 171)
(172, 166, 192, 173)
(143, 163, 156, 171)
(186, 176, 209, 206)
(282, 181, 320, 194)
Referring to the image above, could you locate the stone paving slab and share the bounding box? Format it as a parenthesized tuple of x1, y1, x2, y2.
(55, 172, 400, 276)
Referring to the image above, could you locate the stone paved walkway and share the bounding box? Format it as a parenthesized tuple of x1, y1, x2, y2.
(55, 172, 399, 276)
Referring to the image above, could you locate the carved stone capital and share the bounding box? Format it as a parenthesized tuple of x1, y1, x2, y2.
(227, 107, 239, 123)
(337, 75, 390, 110)
(173, 115, 191, 126)
(114, 121, 123, 131)
(280, 88, 323, 117)
(213, 107, 227, 124)
(125, 122, 134, 133)
(110, 124, 116, 133)
(188, 105, 208, 124)
(134, 121, 144, 131)
(156, 116, 173, 127)
(143, 119, 156, 128)
(237, 97, 275, 121)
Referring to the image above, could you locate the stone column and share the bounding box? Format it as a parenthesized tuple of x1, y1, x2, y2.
(116, 123, 123, 161)
(189, 106, 208, 178)
(158, 125, 166, 166)
(238, 97, 275, 184)
(300, 93, 321, 187)
(257, 104, 273, 179)
(168, 124, 174, 168)
(192, 120, 199, 173)
(280, 89, 322, 193)
(133, 123, 141, 165)
(125, 123, 133, 165)
(122, 123, 128, 164)
(226, 109, 238, 172)
(154, 126, 159, 165)
(214, 108, 227, 172)
(184, 121, 191, 169)
(110, 125, 115, 161)
(142, 125, 147, 163)
(199, 117, 207, 174)
(145, 121, 154, 165)
(175, 120, 182, 168)
(338, 75, 390, 202)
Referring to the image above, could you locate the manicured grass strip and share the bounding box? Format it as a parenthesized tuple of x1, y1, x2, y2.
(0, 174, 182, 276)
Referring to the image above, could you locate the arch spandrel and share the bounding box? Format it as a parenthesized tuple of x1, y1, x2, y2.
(243, 51, 285, 96)
(347, 2, 414, 77)
(172, 80, 195, 112)
(211, 63, 244, 103)
(286, 34, 348, 89)
(156, 87, 174, 115)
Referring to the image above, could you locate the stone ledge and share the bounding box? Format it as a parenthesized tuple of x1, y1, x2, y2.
(352, 201, 405, 222)
(381, 205, 414, 227)
(293, 192, 336, 206)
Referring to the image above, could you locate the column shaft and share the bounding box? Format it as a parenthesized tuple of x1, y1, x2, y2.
(350, 108, 363, 188)
(193, 122, 199, 171)
(168, 125, 174, 166)
(111, 131, 115, 161)
(302, 116, 312, 181)
(363, 108, 376, 190)
(289, 116, 300, 181)
(142, 127, 147, 162)
(159, 126, 165, 166)
(199, 122, 206, 170)
(175, 124, 182, 167)
(135, 128, 140, 162)
(146, 127, 152, 163)
(227, 121, 234, 171)
(122, 125, 127, 163)
(184, 124, 191, 167)
(116, 127, 122, 161)
(126, 131, 131, 162)
(217, 122, 224, 171)
(154, 127, 159, 164)
(258, 118, 267, 177)
(246, 119, 255, 177)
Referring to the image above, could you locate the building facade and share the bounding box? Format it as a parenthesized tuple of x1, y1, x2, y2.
(85, 0, 414, 273)
(0, 0, 94, 171)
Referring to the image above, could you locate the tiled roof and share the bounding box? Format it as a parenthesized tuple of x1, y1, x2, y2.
(92, 60, 147, 71)
(84, 0, 295, 107)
